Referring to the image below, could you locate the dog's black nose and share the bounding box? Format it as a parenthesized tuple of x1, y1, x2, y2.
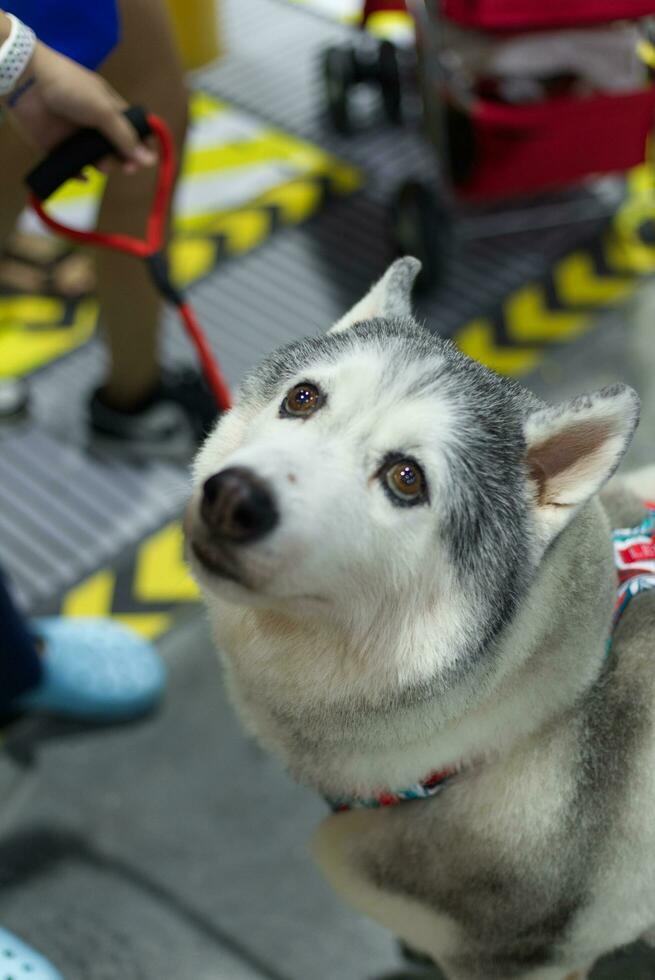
(201, 467, 278, 542)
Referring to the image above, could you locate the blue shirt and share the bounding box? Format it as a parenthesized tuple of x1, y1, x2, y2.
(5, 1, 120, 69)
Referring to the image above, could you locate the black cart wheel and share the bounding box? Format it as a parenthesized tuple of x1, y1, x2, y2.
(378, 40, 402, 125)
(390, 180, 453, 289)
(322, 44, 357, 136)
(323, 40, 403, 135)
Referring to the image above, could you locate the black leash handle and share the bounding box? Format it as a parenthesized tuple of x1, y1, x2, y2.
(25, 105, 152, 201)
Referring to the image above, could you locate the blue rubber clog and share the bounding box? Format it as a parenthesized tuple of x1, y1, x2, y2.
(0, 926, 64, 979)
(16, 618, 166, 722)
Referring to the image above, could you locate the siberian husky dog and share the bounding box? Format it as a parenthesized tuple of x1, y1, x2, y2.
(185, 257, 655, 980)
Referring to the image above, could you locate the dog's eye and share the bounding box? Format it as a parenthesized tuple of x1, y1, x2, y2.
(384, 459, 427, 504)
(280, 382, 323, 418)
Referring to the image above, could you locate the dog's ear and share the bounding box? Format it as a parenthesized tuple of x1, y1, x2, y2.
(329, 257, 421, 334)
(525, 384, 639, 532)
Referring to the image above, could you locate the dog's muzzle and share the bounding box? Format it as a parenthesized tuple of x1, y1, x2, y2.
(200, 466, 278, 543)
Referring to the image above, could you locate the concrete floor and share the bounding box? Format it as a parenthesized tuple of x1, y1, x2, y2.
(0, 616, 403, 980)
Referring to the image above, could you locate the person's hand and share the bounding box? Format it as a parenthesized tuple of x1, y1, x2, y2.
(6, 41, 156, 173)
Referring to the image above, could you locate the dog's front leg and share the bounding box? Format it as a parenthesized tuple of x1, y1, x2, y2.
(312, 811, 460, 969)
(313, 813, 593, 980)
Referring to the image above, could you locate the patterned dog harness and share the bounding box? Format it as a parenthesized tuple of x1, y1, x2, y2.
(611, 502, 655, 627)
(328, 503, 655, 814)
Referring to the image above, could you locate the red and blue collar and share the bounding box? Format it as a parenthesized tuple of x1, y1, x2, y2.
(328, 767, 457, 813)
(329, 503, 655, 814)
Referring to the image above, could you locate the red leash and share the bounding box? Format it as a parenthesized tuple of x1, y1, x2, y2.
(25, 107, 232, 413)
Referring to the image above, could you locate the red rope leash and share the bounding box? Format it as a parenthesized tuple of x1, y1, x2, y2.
(178, 300, 232, 413)
(28, 113, 232, 413)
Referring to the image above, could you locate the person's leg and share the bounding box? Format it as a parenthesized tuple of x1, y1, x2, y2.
(0, 4, 213, 455)
(0, 110, 39, 240)
(0, 570, 43, 711)
(94, 0, 188, 411)
(0, 119, 34, 246)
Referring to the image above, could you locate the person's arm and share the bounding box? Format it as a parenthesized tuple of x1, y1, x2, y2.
(0, 10, 155, 171)
(0, 11, 10, 42)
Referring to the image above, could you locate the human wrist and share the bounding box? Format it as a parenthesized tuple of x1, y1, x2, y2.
(3, 38, 42, 111)
(0, 12, 11, 44)
(0, 12, 36, 101)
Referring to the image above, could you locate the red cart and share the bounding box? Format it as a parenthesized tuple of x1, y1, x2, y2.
(325, 0, 655, 284)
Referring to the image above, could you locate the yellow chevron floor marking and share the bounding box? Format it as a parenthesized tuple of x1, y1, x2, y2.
(57, 523, 198, 640)
(185, 132, 338, 176)
(625, 156, 655, 195)
(601, 155, 655, 273)
(453, 145, 655, 378)
(456, 319, 541, 376)
(169, 238, 217, 288)
(62, 569, 115, 618)
(553, 252, 634, 306)
(134, 522, 199, 604)
(604, 209, 655, 274)
(0, 315, 96, 378)
(505, 284, 588, 343)
(208, 210, 272, 254)
(186, 89, 228, 121)
(637, 38, 655, 70)
(604, 234, 655, 275)
(0, 296, 65, 325)
(178, 165, 360, 236)
(258, 179, 324, 223)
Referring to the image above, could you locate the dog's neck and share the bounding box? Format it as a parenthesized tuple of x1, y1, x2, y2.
(211, 500, 616, 799)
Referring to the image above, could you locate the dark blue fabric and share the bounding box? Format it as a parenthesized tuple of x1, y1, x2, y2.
(0, 570, 43, 710)
(5, 1, 120, 70)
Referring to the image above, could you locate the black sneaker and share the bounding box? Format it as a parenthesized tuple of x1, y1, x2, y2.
(88, 368, 220, 461)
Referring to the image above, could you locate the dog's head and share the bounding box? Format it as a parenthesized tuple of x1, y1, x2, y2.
(186, 258, 639, 683)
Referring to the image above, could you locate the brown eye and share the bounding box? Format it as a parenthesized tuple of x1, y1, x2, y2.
(385, 459, 426, 503)
(281, 382, 323, 417)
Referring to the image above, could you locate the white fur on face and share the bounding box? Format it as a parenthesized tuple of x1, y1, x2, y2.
(190, 345, 471, 673)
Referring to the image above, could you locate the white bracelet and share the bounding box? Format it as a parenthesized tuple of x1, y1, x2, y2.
(0, 13, 36, 98)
